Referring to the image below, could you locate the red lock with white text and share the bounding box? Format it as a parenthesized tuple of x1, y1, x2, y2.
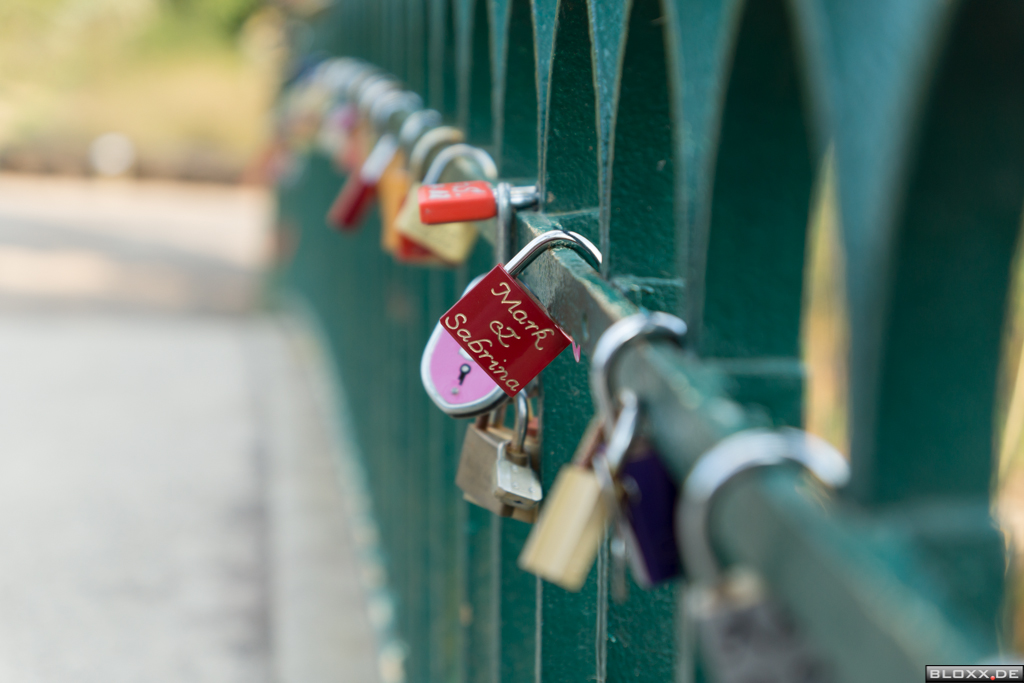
(419, 181, 539, 226)
(439, 230, 602, 396)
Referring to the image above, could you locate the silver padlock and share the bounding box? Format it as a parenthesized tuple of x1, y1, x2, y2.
(678, 429, 849, 683)
(493, 392, 542, 509)
(456, 391, 541, 521)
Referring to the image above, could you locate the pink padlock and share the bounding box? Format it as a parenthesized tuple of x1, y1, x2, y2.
(439, 230, 601, 397)
(421, 275, 506, 417)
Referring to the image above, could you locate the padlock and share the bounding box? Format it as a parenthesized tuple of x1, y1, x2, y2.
(421, 275, 506, 417)
(326, 89, 421, 231)
(439, 230, 601, 396)
(395, 144, 499, 264)
(392, 125, 465, 250)
(343, 73, 399, 171)
(377, 110, 446, 263)
(590, 313, 687, 592)
(316, 101, 359, 159)
(279, 59, 361, 153)
(517, 312, 686, 592)
(391, 130, 478, 264)
(417, 180, 539, 225)
(678, 429, 848, 683)
(517, 415, 610, 590)
(456, 392, 541, 522)
(492, 391, 542, 509)
(615, 439, 682, 587)
(312, 60, 367, 158)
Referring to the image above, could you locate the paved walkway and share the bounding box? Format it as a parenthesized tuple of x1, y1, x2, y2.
(0, 175, 379, 682)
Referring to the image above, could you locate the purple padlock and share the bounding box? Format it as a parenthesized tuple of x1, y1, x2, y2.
(588, 312, 688, 592)
(420, 275, 507, 417)
(618, 444, 682, 587)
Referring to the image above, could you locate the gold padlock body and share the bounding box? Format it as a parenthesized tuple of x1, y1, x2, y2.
(378, 151, 411, 253)
(456, 420, 541, 522)
(394, 183, 480, 264)
(517, 464, 609, 591)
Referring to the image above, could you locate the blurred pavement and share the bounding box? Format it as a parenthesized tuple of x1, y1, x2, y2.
(0, 174, 379, 683)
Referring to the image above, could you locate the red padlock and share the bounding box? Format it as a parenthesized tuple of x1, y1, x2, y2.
(327, 85, 422, 231)
(327, 133, 396, 230)
(418, 180, 539, 225)
(418, 181, 497, 223)
(439, 230, 602, 396)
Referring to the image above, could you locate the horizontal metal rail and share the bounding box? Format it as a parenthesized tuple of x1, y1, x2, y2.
(425, 163, 1000, 679)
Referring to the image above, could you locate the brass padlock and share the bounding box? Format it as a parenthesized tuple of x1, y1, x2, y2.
(518, 312, 687, 591)
(456, 392, 541, 522)
(517, 416, 609, 590)
(395, 141, 494, 264)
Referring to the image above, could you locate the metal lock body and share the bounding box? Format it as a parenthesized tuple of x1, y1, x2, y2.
(327, 88, 420, 230)
(456, 392, 541, 521)
(440, 230, 602, 396)
(334, 71, 392, 171)
(327, 131, 396, 229)
(688, 572, 831, 683)
(456, 413, 511, 516)
(518, 313, 686, 593)
(589, 314, 687, 592)
(377, 148, 412, 252)
(421, 275, 505, 417)
(379, 110, 448, 264)
(679, 429, 850, 683)
(494, 441, 541, 508)
(313, 59, 369, 157)
(518, 416, 609, 590)
(417, 180, 539, 225)
(394, 141, 492, 264)
(616, 441, 682, 587)
(418, 180, 496, 223)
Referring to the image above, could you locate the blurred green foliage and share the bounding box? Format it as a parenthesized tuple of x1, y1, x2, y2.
(0, 0, 283, 171)
(163, 0, 264, 35)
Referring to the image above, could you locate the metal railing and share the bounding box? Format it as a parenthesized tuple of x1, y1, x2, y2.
(274, 1, 1022, 681)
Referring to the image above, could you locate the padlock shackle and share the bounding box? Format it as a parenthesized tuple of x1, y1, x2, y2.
(503, 230, 602, 278)
(511, 390, 529, 454)
(423, 144, 498, 185)
(356, 76, 400, 116)
(369, 90, 422, 137)
(409, 127, 466, 181)
(679, 428, 849, 584)
(320, 58, 364, 95)
(399, 109, 442, 156)
(340, 66, 383, 104)
(589, 312, 686, 444)
(316, 59, 349, 92)
(592, 389, 640, 487)
(495, 184, 540, 264)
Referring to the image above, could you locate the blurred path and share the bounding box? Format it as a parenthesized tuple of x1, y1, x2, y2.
(0, 175, 379, 683)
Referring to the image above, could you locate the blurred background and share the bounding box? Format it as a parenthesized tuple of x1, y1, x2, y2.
(0, 2, 381, 682)
(0, 0, 281, 181)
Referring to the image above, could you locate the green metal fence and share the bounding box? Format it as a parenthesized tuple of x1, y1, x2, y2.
(274, 1, 1024, 681)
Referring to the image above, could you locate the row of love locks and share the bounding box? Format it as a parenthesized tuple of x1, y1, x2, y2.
(272, 56, 850, 682)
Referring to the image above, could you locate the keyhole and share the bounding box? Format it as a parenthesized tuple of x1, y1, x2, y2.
(458, 364, 471, 385)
